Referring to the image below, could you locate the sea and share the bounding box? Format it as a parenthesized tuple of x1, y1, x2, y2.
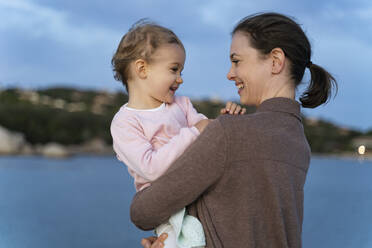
(0, 156, 371, 248)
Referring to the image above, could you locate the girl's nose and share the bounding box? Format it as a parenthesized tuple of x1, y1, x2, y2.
(177, 75, 183, 84)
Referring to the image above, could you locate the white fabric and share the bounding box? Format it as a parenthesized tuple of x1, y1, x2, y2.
(155, 208, 205, 248)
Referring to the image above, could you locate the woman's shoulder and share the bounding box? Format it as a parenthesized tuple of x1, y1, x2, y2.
(216, 112, 288, 138)
(216, 113, 261, 127)
(216, 110, 305, 145)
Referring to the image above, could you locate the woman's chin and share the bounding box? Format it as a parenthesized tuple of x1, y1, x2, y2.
(239, 95, 249, 105)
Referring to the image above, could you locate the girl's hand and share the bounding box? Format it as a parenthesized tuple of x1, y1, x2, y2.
(141, 233, 168, 248)
(220, 101, 246, 115)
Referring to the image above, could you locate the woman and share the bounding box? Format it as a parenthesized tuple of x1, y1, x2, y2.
(131, 12, 337, 248)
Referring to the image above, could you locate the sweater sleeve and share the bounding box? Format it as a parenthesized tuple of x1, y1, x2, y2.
(176, 96, 207, 126)
(130, 119, 227, 230)
(111, 115, 202, 182)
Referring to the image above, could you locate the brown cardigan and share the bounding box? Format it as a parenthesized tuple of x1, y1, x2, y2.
(131, 97, 311, 248)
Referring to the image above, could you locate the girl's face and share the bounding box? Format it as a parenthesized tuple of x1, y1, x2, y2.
(144, 44, 185, 106)
(227, 32, 272, 106)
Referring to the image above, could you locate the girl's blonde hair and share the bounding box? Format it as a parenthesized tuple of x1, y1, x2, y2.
(111, 20, 185, 91)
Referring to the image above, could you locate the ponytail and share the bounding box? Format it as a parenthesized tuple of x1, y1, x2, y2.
(300, 63, 338, 108)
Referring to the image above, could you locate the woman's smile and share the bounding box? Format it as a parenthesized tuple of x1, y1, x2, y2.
(236, 82, 244, 94)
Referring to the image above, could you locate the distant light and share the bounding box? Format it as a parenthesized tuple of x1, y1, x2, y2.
(358, 145, 366, 155)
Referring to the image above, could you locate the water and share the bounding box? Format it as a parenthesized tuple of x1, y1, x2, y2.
(0, 156, 150, 248)
(303, 157, 372, 247)
(0, 156, 371, 248)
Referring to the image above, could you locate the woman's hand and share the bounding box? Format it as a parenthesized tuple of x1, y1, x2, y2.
(220, 101, 246, 115)
(194, 119, 213, 133)
(141, 233, 168, 248)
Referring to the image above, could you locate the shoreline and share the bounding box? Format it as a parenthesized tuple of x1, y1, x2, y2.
(1, 151, 371, 162)
(0, 142, 114, 159)
(312, 153, 372, 162)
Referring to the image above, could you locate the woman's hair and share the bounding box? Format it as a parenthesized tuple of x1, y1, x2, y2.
(111, 19, 185, 92)
(232, 12, 337, 108)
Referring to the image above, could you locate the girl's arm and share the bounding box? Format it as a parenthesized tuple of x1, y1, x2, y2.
(177, 96, 245, 124)
(175, 96, 207, 127)
(130, 119, 227, 230)
(178, 97, 244, 133)
(111, 116, 202, 182)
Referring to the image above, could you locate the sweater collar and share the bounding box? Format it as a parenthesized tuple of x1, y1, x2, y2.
(256, 97, 302, 121)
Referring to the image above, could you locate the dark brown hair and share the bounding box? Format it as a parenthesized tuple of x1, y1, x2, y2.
(233, 12, 337, 108)
(111, 19, 185, 92)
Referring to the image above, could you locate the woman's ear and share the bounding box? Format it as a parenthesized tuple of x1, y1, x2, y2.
(270, 48, 286, 74)
(134, 59, 148, 79)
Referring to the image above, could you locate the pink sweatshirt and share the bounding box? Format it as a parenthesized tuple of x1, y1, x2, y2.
(111, 96, 207, 191)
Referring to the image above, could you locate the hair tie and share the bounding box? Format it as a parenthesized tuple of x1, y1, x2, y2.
(306, 60, 313, 68)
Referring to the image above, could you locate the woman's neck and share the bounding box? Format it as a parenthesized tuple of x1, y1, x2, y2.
(259, 79, 295, 105)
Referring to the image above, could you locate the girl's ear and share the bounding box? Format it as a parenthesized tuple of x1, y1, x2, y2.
(134, 59, 148, 79)
(270, 47, 286, 74)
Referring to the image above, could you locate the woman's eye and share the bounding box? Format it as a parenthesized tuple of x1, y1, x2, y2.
(232, 60, 239, 64)
(171, 67, 178, 72)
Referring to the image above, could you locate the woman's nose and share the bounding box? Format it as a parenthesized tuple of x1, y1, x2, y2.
(227, 67, 235, 81)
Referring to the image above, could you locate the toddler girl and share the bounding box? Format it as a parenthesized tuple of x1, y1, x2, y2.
(110, 20, 245, 248)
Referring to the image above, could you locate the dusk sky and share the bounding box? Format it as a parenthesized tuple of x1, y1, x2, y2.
(0, 0, 371, 130)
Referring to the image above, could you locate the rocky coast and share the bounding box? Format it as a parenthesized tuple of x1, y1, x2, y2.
(0, 125, 113, 158)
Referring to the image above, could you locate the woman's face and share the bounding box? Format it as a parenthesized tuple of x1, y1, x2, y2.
(227, 32, 272, 106)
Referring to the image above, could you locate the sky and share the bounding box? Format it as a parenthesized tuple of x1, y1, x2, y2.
(0, 0, 371, 131)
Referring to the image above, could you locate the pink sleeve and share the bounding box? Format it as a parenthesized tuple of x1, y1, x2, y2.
(111, 116, 201, 182)
(176, 96, 207, 126)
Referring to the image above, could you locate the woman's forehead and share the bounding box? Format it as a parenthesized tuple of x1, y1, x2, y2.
(230, 33, 254, 56)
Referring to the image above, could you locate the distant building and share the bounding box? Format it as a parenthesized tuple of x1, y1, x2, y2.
(352, 136, 372, 149)
(305, 117, 319, 126)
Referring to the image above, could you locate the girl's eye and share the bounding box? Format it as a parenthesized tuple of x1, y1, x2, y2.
(232, 60, 239, 64)
(171, 67, 178, 72)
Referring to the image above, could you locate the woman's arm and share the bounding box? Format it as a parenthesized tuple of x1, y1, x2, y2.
(130, 119, 228, 230)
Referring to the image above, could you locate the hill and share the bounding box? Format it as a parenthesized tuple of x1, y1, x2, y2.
(0, 87, 369, 155)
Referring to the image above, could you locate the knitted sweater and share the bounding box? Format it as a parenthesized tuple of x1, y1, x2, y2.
(131, 97, 311, 248)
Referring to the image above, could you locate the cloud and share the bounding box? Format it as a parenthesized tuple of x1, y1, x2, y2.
(0, 0, 118, 47)
(299, 31, 372, 130)
(320, 2, 372, 21)
(0, 0, 371, 129)
(197, 0, 235, 31)
(0, 0, 126, 89)
(355, 7, 372, 20)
